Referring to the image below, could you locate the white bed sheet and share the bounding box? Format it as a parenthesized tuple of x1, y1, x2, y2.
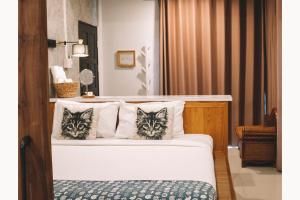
(52, 134, 216, 189)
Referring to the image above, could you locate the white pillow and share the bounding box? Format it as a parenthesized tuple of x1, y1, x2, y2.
(52, 100, 120, 138)
(115, 102, 175, 140)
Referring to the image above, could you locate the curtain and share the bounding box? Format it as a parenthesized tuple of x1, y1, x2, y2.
(159, 0, 280, 145)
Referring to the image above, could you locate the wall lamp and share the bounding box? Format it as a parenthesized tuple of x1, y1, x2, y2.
(48, 39, 89, 57)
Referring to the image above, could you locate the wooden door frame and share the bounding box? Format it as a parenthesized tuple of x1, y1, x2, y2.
(19, 0, 54, 199)
(275, 0, 282, 172)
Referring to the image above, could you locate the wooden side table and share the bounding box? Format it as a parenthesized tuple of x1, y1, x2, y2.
(236, 125, 276, 167)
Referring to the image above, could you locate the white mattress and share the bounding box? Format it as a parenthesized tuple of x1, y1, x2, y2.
(52, 134, 216, 189)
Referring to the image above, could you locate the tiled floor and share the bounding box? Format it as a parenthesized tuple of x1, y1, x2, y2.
(228, 147, 282, 200)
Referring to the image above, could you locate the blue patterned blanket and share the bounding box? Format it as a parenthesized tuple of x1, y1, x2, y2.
(54, 180, 216, 200)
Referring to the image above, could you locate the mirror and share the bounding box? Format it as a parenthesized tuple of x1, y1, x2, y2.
(79, 69, 95, 97)
(47, 0, 162, 196)
(47, 0, 160, 97)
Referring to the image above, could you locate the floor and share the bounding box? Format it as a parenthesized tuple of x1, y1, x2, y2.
(228, 147, 282, 200)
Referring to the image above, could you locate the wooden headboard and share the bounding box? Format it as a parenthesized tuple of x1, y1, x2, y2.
(182, 102, 228, 154)
(48, 99, 229, 155)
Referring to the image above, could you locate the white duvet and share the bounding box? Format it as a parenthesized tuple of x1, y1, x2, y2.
(52, 134, 216, 189)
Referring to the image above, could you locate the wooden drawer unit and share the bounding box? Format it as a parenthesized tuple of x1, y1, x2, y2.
(238, 133, 276, 167)
(235, 108, 277, 167)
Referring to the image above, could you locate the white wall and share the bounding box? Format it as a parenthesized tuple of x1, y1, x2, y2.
(98, 0, 160, 96)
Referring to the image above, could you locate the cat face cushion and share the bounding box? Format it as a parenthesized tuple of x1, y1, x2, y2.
(53, 102, 98, 140)
(61, 108, 94, 140)
(52, 100, 120, 139)
(136, 107, 168, 140)
(141, 101, 185, 138)
(116, 102, 174, 140)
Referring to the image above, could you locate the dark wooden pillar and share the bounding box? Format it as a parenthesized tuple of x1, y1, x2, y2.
(276, 0, 282, 172)
(19, 0, 53, 199)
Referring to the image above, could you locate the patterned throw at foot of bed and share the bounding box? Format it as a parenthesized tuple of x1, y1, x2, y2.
(54, 180, 216, 200)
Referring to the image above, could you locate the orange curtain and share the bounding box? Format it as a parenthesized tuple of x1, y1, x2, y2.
(159, 0, 280, 145)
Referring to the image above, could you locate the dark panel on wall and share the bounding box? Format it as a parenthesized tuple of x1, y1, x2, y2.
(78, 21, 99, 96)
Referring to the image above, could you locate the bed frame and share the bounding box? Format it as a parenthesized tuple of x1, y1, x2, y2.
(183, 101, 235, 199)
(49, 97, 235, 200)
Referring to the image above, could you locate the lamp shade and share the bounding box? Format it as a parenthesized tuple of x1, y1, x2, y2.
(72, 39, 88, 57)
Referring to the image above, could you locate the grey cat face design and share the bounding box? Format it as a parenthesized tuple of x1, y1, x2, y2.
(61, 108, 93, 140)
(136, 107, 168, 140)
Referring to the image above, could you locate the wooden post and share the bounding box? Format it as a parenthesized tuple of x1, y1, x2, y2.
(19, 0, 54, 199)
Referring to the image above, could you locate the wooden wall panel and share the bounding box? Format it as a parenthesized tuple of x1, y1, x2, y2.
(183, 102, 228, 153)
(48, 102, 55, 137)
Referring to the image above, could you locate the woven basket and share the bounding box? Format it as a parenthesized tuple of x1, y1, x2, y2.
(53, 82, 78, 98)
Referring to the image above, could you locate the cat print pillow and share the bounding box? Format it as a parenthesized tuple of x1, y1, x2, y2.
(53, 103, 98, 140)
(115, 102, 175, 140)
(136, 107, 168, 140)
(61, 107, 94, 139)
(52, 100, 120, 139)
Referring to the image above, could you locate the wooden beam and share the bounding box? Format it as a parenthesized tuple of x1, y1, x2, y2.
(18, 0, 53, 199)
(214, 151, 236, 200)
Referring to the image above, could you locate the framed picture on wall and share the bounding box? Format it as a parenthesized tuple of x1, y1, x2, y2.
(116, 50, 136, 67)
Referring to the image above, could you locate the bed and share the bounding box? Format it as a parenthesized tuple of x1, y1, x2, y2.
(52, 135, 216, 199)
(49, 96, 235, 200)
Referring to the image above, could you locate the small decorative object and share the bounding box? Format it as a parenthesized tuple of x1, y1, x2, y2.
(79, 69, 95, 98)
(63, 56, 73, 69)
(72, 39, 88, 57)
(116, 50, 135, 67)
(140, 46, 152, 95)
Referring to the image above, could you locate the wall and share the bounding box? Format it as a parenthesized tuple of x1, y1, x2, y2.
(47, 0, 65, 97)
(98, 0, 160, 96)
(47, 0, 97, 97)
